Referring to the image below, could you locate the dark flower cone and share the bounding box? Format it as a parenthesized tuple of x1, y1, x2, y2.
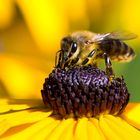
(41, 66, 129, 118)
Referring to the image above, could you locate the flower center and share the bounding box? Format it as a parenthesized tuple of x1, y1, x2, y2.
(41, 66, 129, 118)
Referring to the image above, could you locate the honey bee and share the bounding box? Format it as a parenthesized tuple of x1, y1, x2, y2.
(55, 30, 137, 79)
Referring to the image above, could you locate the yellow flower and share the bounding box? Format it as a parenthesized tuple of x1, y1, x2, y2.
(0, 1, 140, 139)
(0, 98, 139, 140)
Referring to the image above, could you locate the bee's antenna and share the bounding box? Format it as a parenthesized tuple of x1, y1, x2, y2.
(55, 50, 62, 68)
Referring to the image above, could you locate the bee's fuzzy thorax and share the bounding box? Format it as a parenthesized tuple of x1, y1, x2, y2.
(41, 66, 129, 118)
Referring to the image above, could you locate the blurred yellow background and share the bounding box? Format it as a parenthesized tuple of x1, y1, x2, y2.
(0, 0, 139, 101)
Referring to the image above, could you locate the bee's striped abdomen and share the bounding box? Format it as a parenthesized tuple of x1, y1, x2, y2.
(99, 39, 135, 62)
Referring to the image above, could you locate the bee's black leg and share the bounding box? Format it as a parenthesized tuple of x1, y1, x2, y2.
(71, 57, 79, 66)
(103, 53, 115, 80)
(82, 49, 97, 65)
(55, 50, 62, 68)
(82, 58, 89, 65)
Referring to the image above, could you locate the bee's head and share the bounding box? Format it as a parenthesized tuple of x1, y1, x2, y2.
(61, 31, 94, 55)
(61, 36, 78, 52)
(61, 36, 78, 61)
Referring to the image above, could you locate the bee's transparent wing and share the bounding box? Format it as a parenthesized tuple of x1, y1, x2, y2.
(92, 31, 137, 43)
(104, 31, 137, 40)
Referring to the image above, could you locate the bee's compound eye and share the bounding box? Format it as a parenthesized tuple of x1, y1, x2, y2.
(71, 42, 77, 53)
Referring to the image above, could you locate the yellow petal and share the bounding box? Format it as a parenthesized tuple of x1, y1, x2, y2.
(0, 109, 51, 125)
(74, 117, 88, 140)
(64, 0, 89, 29)
(0, 0, 15, 28)
(0, 109, 51, 136)
(0, 98, 43, 113)
(16, 0, 68, 52)
(88, 120, 104, 140)
(1, 117, 57, 139)
(0, 99, 9, 105)
(46, 118, 74, 140)
(0, 56, 45, 98)
(0, 98, 52, 137)
(0, 104, 30, 113)
(121, 0, 140, 38)
(28, 120, 60, 140)
(105, 115, 140, 139)
(0, 99, 35, 113)
(89, 118, 106, 140)
(121, 103, 140, 129)
(99, 115, 123, 140)
(58, 119, 76, 140)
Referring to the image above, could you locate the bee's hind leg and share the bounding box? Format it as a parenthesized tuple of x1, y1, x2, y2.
(103, 53, 115, 80)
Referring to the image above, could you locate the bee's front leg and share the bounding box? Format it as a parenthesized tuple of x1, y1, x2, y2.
(103, 53, 115, 80)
